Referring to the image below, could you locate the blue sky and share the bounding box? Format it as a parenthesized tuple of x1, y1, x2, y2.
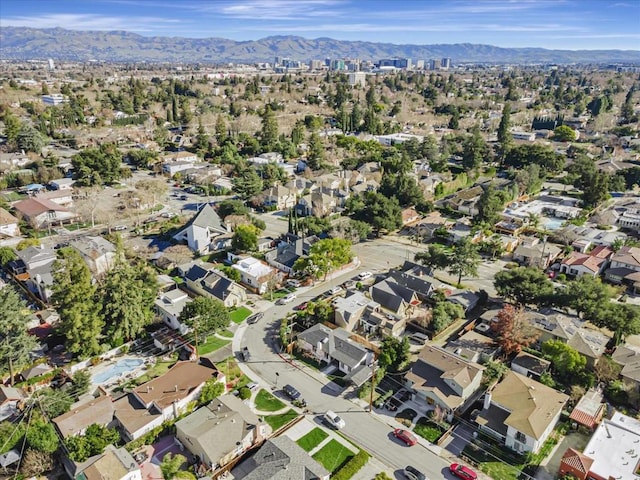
(2, 0, 639, 50)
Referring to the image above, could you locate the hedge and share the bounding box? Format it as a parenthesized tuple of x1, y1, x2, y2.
(331, 449, 370, 480)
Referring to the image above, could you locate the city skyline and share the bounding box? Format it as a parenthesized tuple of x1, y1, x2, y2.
(2, 0, 639, 51)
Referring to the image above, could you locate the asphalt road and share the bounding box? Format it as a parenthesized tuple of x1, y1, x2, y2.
(238, 253, 466, 480)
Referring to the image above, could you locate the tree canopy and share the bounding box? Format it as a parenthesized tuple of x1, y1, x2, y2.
(491, 305, 539, 356)
(0, 287, 38, 384)
(494, 266, 554, 307)
(179, 296, 230, 338)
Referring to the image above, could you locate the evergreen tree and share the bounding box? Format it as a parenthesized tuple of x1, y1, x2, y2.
(194, 119, 209, 155)
(215, 115, 227, 144)
(51, 248, 103, 357)
(307, 132, 325, 170)
(260, 106, 279, 151)
(0, 287, 38, 384)
(496, 102, 513, 160)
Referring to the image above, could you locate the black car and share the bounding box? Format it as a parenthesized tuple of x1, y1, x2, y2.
(246, 312, 264, 325)
(403, 465, 427, 480)
(283, 384, 301, 400)
(241, 347, 251, 362)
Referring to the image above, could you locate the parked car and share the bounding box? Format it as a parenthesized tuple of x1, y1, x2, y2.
(342, 280, 356, 289)
(278, 293, 297, 305)
(246, 312, 264, 324)
(393, 428, 417, 446)
(241, 347, 251, 362)
(293, 302, 308, 311)
(403, 465, 427, 480)
(329, 286, 343, 295)
(358, 271, 373, 281)
(113, 225, 127, 231)
(283, 384, 301, 400)
(286, 279, 301, 288)
(323, 410, 346, 430)
(449, 463, 477, 480)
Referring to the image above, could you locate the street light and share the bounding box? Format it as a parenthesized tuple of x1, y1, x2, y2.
(275, 372, 279, 388)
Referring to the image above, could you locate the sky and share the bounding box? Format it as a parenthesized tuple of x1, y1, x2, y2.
(1, 0, 639, 50)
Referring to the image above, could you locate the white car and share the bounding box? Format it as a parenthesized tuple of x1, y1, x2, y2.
(278, 293, 297, 305)
(358, 271, 373, 281)
(329, 286, 343, 295)
(323, 410, 345, 430)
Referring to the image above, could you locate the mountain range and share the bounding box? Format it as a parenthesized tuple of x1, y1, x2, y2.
(2, 27, 640, 65)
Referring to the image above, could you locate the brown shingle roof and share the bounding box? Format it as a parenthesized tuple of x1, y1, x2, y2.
(488, 371, 568, 440)
(53, 395, 114, 438)
(13, 197, 69, 217)
(0, 207, 18, 226)
(133, 360, 220, 409)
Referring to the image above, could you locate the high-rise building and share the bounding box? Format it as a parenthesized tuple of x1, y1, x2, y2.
(441, 58, 452, 69)
(430, 59, 442, 70)
(47, 58, 55, 71)
(415, 60, 425, 70)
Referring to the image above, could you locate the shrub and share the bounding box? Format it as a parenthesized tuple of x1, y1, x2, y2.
(331, 449, 370, 480)
(238, 387, 251, 400)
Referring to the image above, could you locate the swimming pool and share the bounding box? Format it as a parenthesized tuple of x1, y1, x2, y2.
(542, 217, 565, 230)
(93, 358, 144, 385)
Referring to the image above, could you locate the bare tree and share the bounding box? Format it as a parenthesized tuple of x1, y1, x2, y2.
(74, 186, 102, 227)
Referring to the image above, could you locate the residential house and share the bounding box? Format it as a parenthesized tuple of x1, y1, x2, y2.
(53, 395, 115, 438)
(176, 394, 268, 470)
(173, 204, 229, 254)
(369, 278, 419, 318)
(604, 245, 640, 290)
(114, 359, 224, 441)
(404, 345, 484, 413)
(559, 246, 613, 277)
(332, 291, 379, 331)
(9, 245, 57, 302)
(65, 444, 141, 480)
(612, 344, 640, 393)
(559, 412, 640, 480)
(36, 189, 74, 207)
(0, 386, 25, 422)
(296, 324, 374, 386)
(48, 178, 75, 190)
(260, 185, 297, 210)
(512, 237, 561, 269)
(448, 220, 483, 244)
(446, 290, 480, 313)
(387, 269, 438, 303)
(184, 264, 247, 307)
(18, 363, 54, 383)
(442, 185, 484, 216)
(618, 208, 640, 232)
(401, 207, 421, 226)
(70, 235, 117, 276)
(296, 191, 339, 217)
(510, 351, 550, 381)
(0, 208, 20, 237)
(162, 151, 201, 176)
(359, 305, 407, 338)
(265, 239, 303, 275)
(154, 289, 193, 332)
(445, 330, 499, 363)
(475, 371, 568, 454)
(230, 255, 277, 294)
(13, 197, 77, 229)
(412, 211, 450, 241)
(569, 388, 606, 431)
(0, 151, 30, 172)
(231, 436, 329, 480)
(528, 309, 610, 367)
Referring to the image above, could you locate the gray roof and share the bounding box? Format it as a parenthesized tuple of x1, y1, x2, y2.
(370, 279, 416, 313)
(71, 235, 115, 259)
(511, 351, 550, 376)
(0, 449, 20, 468)
(297, 324, 369, 369)
(387, 270, 434, 300)
(231, 436, 329, 480)
(176, 394, 260, 465)
(17, 245, 56, 267)
(185, 264, 210, 282)
(199, 270, 236, 301)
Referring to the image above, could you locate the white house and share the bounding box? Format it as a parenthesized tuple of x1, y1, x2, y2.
(49, 178, 75, 190)
(70, 236, 117, 276)
(0, 207, 20, 237)
(154, 289, 192, 332)
(475, 371, 568, 454)
(230, 255, 277, 294)
(173, 204, 229, 254)
(0, 386, 25, 422)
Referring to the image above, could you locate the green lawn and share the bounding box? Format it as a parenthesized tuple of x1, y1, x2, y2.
(255, 389, 286, 412)
(121, 359, 175, 388)
(219, 329, 235, 338)
(230, 307, 252, 324)
(197, 336, 230, 355)
(296, 428, 329, 452)
(312, 439, 354, 473)
(264, 409, 298, 430)
(479, 462, 521, 480)
(413, 418, 443, 442)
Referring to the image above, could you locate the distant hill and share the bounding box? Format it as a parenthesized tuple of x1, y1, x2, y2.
(1, 27, 640, 64)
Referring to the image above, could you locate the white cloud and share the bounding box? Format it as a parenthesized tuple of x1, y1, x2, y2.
(2, 13, 181, 32)
(215, 0, 344, 20)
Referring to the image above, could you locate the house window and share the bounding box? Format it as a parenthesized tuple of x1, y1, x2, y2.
(515, 431, 526, 443)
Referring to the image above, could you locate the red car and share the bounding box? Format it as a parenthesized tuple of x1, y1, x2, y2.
(449, 463, 477, 480)
(393, 428, 417, 446)
(294, 302, 308, 311)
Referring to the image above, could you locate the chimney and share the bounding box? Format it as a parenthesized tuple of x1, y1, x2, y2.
(483, 392, 492, 410)
(147, 386, 151, 393)
(174, 385, 178, 392)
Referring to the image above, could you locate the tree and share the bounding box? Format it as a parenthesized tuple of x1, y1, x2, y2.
(431, 301, 464, 334)
(307, 132, 325, 170)
(232, 168, 263, 200)
(482, 360, 509, 387)
(462, 128, 490, 170)
(20, 448, 54, 477)
(496, 102, 513, 158)
(592, 303, 640, 345)
(36, 388, 73, 418)
(71, 371, 92, 400)
(179, 297, 230, 339)
(553, 125, 577, 142)
(582, 170, 611, 209)
(160, 453, 188, 480)
(127, 149, 159, 169)
(217, 199, 249, 220)
(594, 355, 622, 383)
(51, 248, 103, 357)
(3, 110, 21, 149)
(194, 119, 209, 155)
(199, 379, 225, 405)
(347, 192, 402, 235)
(494, 267, 554, 307)
(26, 420, 59, 454)
(379, 172, 425, 208)
(448, 238, 481, 286)
(0, 287, 38, 384)
(294, 238, 352, 281)
(16, 238, 41, 251)
(260, 106, 279, 151)
(415, 245, 449, 272)
(0, 246, 17, 267)
(99, 260, 158, 346)
(542, 339, 587, 379)
(135, 178, 168, 207)
(65, 423, 120, 462)
(379, 336, 410, 372)
(232, 224, 259, 252)
(565, 275, 618, 320)
(504, 144, 565, 175)
(72, 144, 123, 186)
(17, 124, 46, 154)
(492, 305, 539, 356)
(475, 184, 510, 225)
